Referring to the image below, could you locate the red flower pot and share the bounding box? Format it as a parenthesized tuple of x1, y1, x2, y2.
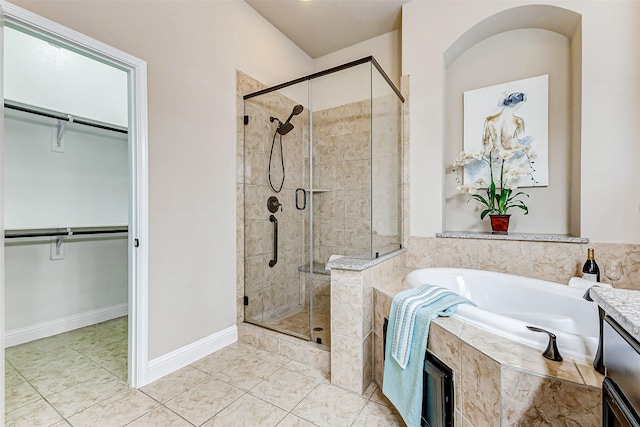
(489, 214, 510, 234)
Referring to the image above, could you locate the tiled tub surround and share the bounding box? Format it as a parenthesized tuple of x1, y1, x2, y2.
(406, 236, 640, 291)
(374, 278, 604, 426)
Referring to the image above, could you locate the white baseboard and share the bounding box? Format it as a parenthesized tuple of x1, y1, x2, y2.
(5, 303, 128, 348)
(147, 325, 237, 384)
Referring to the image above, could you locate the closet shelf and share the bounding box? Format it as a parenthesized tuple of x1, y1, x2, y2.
(4, 226, 128, 239)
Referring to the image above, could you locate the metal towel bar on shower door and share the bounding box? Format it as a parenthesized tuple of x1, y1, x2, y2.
(269, 214, 278, 267)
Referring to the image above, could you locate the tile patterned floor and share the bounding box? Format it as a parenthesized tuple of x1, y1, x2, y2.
(261, 307, 331, 346)
(5, 318, 404, 426)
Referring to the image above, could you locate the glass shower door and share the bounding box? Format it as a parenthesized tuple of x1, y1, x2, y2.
(242, 85, 314, 343)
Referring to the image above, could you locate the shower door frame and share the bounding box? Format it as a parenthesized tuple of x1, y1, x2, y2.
(242, 56, 405, 345)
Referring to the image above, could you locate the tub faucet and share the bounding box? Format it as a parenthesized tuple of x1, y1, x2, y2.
(526, 326, 563, 362)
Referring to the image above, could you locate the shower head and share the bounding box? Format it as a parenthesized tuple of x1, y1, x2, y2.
(284, 105, 304, 124)
(276, 105, 304, 136)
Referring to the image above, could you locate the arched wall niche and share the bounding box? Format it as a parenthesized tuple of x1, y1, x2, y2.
(442, 5, 583, 236)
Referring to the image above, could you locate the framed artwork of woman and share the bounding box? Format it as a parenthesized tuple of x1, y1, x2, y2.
(463, 75, 549, 188)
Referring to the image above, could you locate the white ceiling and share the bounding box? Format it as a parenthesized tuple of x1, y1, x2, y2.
(245, 0, 410, 58)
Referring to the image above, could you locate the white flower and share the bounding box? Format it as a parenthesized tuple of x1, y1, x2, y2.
(454, 151, 469, 167)
(504, 181, 519, 190)
(474, 178, 487, 188)
(504, 169, 518, 180)
(457, 185, 477, 194)
(498, 149, 515, 160)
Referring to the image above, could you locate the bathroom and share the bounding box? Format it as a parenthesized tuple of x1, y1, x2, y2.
(3, 0, 640, 425)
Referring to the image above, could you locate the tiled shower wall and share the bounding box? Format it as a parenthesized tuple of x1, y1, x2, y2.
(312, 94, 402, 265)
(312, 101, 372, 265)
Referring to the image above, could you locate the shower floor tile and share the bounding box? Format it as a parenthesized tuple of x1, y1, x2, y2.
(261, 306, 332, 346)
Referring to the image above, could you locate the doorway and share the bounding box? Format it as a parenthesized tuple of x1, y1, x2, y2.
(0, 2, 149, 415)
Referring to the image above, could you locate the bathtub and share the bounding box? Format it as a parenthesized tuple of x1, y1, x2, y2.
(404, 268, 600, 363)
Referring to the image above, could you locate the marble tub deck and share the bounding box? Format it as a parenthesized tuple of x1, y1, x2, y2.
(373, 270, 604, 426)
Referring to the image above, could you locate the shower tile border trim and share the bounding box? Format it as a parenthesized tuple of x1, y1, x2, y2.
(325, 248, 407, 272)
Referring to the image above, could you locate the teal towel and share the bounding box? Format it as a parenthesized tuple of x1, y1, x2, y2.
(391, 285, 460, 369)
(382, 284, 474, 427)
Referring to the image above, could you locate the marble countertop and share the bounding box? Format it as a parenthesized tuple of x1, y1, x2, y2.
(590, 286, 640, 343)
(436, 231, 588, 243)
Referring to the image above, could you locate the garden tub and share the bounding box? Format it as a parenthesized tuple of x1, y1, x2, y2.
(404, 268, 599, 363)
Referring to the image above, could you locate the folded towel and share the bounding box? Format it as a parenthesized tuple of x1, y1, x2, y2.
(391, 285, 460, 368)
(382, 284, 475, 427)
(568, 277, 612, 290)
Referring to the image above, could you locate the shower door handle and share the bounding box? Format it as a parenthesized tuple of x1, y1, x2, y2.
(295, 188, 307, 210)
(268, 214, 278, 267)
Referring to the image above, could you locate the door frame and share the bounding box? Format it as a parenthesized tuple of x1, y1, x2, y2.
(0, 0, 150, 399)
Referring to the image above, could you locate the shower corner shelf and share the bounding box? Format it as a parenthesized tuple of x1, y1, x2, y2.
(306, 188, 330, 194)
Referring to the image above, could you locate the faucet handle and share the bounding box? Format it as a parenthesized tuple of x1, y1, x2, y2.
(267, 196, 282, 213)
(526, 326, 563, 362)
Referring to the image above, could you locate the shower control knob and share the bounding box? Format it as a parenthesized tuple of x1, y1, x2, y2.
(267, 196, 282, 213)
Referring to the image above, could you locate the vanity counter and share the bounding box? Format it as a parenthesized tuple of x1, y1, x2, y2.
(590, 286, 640, 344)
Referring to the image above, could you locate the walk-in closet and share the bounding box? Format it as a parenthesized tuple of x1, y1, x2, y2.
(4, 24, 131, 412)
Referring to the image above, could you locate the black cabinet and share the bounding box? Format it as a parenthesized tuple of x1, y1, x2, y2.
(603, 316, 640, 427)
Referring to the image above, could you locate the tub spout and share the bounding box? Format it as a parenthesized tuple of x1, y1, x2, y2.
(526, 326, 563, 362)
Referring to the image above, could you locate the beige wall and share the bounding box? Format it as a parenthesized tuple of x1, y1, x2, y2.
(314, 30, 402, 91)
(403, 1, 640, 244)
(9, 0, 315, 360)
(7, 1, 402, 363)
(445, 28, 572, 234)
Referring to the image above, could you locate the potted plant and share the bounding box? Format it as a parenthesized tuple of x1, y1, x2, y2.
(452, 145, 536, 234)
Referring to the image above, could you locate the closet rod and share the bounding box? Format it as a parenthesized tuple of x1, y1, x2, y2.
(4, 226, 128, 239)
(4, 103, 128, 134)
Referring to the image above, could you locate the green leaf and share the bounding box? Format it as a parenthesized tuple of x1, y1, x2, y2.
(469, 194, 490, 207)
(510, 191, 529, 199)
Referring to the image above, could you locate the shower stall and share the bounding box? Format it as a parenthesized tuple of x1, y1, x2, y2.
(242, 57, 404, 347)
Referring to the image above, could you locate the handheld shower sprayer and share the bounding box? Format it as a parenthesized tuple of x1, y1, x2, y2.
(274, 104, 304, 136)
(268, 104, 304, 192)
(285, 104, 304, 124)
